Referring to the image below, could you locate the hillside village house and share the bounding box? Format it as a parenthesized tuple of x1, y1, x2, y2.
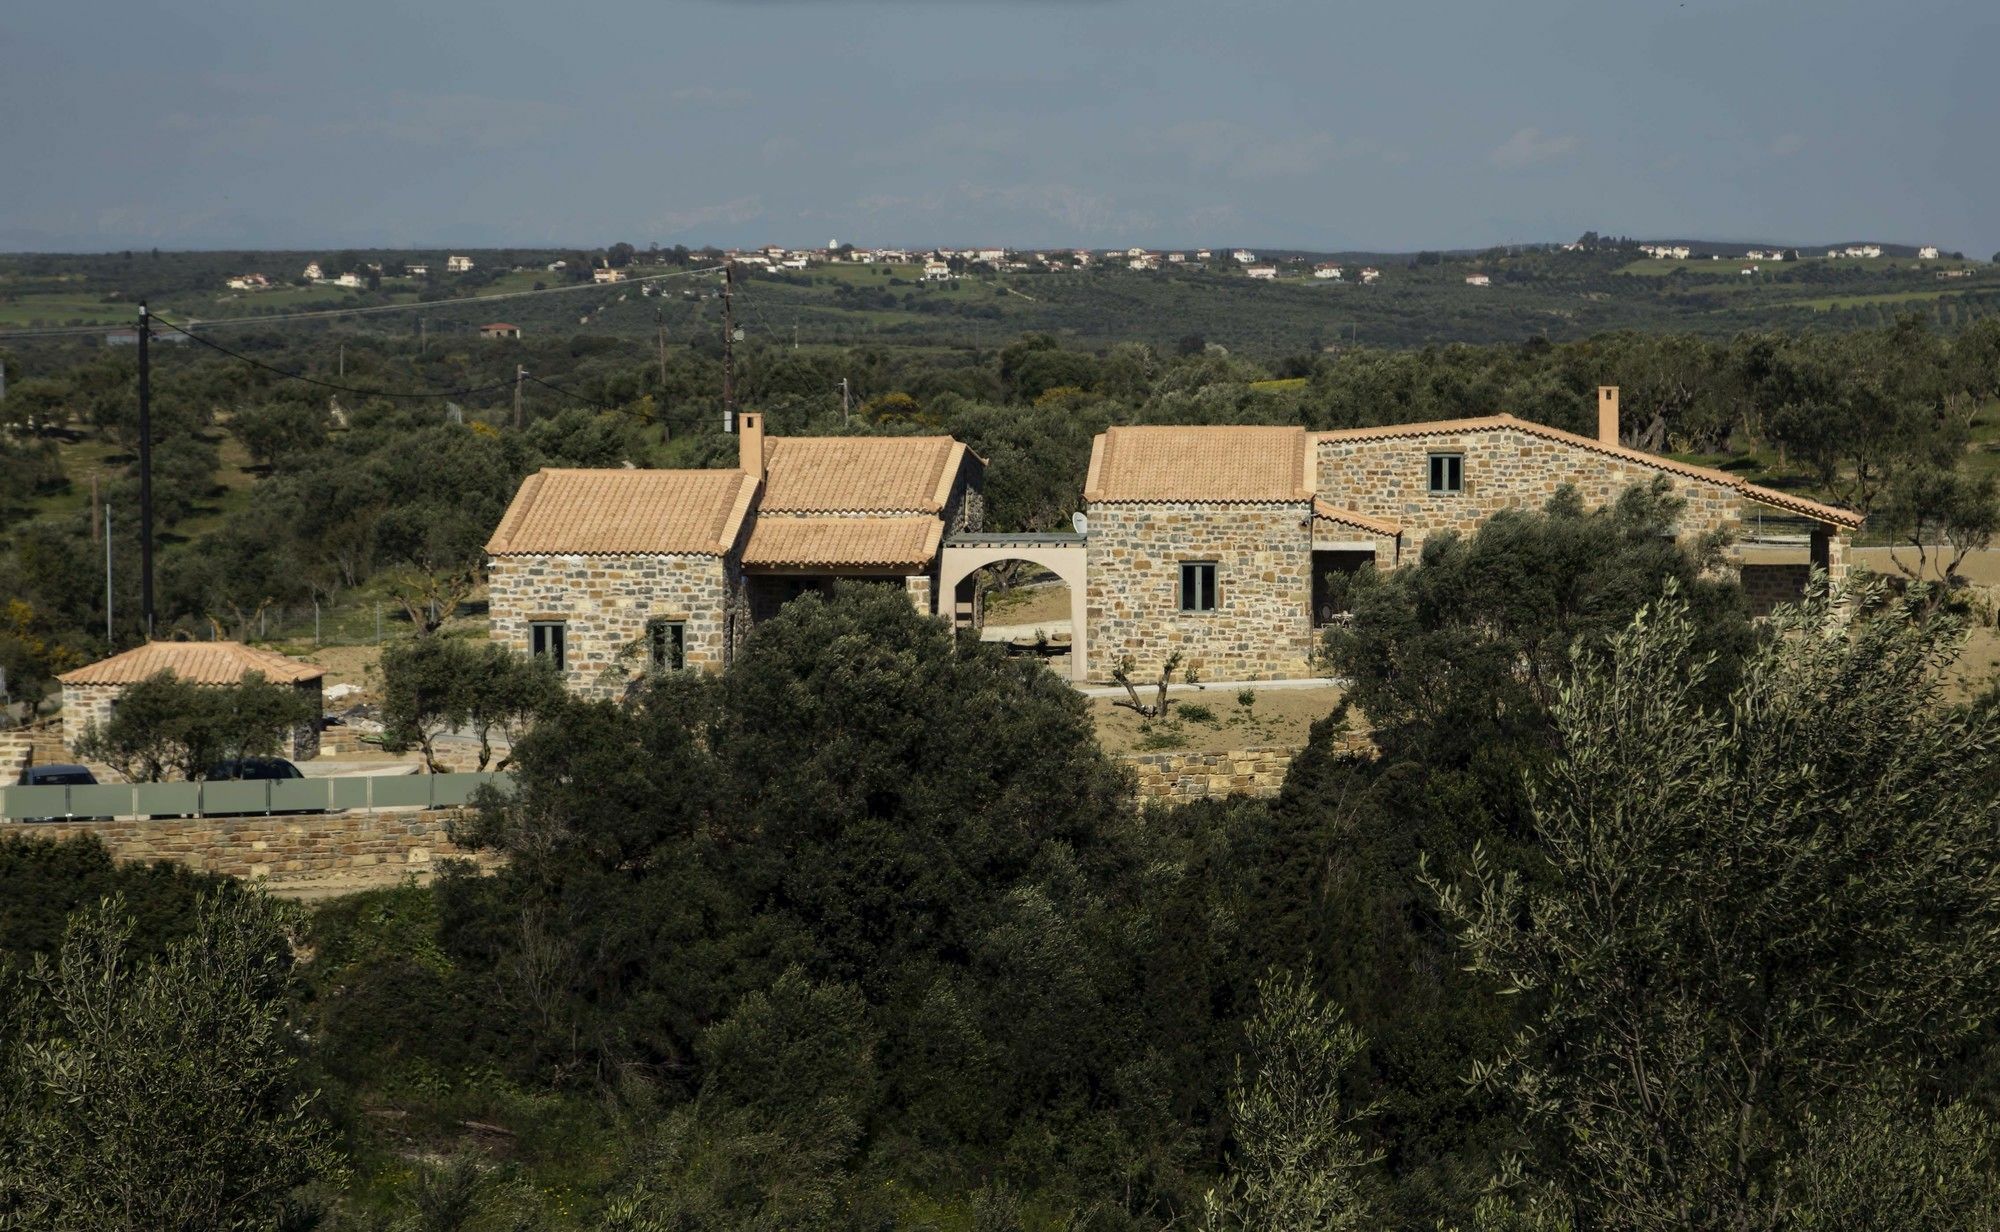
(59, 641, 325, 761)
(1081, 388, 1861, 682)
(485, 414, 983, 697)
(446, 254, 475, 272)
(479, 322, 522, 340)
(491, 389, 1860, 694)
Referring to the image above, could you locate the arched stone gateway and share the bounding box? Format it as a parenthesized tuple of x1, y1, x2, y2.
(937, 533, 1089, 682)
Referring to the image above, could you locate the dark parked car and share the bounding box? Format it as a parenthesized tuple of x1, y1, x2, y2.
(200, 757, 321, 816)
(14, 763, 110, 822)
(205, 757, 306, 782)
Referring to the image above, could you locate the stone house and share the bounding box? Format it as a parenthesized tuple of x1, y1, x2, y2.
(1084, 387, 1863, 683)
(58, 641, 325, 761)
(486, 414, 984, 698)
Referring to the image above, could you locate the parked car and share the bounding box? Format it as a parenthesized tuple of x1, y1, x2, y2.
(200, 757, 322, 816)
(14, 763, 110, 822)
(205, 756, 306, 782)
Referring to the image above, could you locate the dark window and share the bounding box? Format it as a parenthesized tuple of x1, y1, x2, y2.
(1180, 562, 1219, 612)
(648, 619, 686, 670)
(530, 621, 567, 671)
(1428, 452, 1464, 494)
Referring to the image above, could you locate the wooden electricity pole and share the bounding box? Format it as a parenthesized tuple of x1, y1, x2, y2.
(514, 365, 526, 430)
(721, 259, 737, 432)
(136, 302, 154, 636)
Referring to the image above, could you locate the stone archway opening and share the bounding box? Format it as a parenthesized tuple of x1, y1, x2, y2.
(968, 562, 1073, 667)
(937, 535, 1089, 682)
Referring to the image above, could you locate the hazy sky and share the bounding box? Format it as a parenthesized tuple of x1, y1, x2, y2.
(4, 0, 1992, 255)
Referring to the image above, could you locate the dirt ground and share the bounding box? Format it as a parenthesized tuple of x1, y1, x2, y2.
(984, 579, 1072, 627)
(297, 643, 386, 698)
(1090, 684, 1347, 755)
(1851, 545, 2000, 586)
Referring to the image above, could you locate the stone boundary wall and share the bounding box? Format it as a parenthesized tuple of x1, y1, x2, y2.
(1120, 746, 1300, 805)
(0, 807, 496, 889)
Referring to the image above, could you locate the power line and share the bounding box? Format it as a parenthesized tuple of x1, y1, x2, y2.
(0, 264, 726, 340)
(150, 313, 518, 399)
(520, 371, 716, 425)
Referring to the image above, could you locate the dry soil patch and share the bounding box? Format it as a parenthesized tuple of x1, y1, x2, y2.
(1091, 683, 1346, 756)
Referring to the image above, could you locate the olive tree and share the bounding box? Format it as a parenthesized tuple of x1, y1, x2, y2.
(0, 892, 344, 1230)
(1430, 582, 2000, 1229)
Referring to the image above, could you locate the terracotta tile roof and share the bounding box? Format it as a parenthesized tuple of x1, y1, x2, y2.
(1314, 414, 1865, 529)
(759, 437, 968, 513)
(741, 516, 943, 570)
(1084, 425, 1314, 503)
(1312, 499, 1402, 537)
(60, 641, 324, 687)
(485, 468, 759, 556)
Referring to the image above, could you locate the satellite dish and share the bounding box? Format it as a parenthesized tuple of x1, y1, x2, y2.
(1071, 511, 1089, 535)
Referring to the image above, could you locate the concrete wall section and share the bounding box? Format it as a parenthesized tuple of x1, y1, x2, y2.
(488, 552, 736, 697)
(1086, 501, 1314, 683)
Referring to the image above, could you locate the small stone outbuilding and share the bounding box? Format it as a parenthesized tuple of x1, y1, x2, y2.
(58, 641, 326, 760)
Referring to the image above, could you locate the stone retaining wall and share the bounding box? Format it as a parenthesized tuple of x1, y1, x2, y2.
(0, 807, 494, 889)
(1121, 746, 1300, 805)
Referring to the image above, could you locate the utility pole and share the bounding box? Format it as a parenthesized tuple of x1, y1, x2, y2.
(514, 365, 526, 430)
(104, 505, 113, 645)
(338, 342, 345, 378)
(839, 377, 850, 427)
(721, 259, 737, 432)
(655, 308, 668, 386)
(655, 308, 671, 443)
(419, 316, 427, 354)
(136, 302, 154, 636)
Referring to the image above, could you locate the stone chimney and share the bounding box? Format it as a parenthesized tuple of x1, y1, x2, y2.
(1597, 386, 1620, 448)
(738, 411, 765, 476)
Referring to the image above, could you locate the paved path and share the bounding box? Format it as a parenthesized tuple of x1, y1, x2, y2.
(1073, 677, 1345, 698)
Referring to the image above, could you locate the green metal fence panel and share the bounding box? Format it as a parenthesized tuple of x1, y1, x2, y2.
(67, 784, 136, 818)
(368, 776, 433, 809)
(270, 778, 333, 814)
(2, 773, 516, 823)
(201, 781, 269, 816)
(431, 772, 509, 807)
(1, 785, 79, 820)
(329, 776, 376, 811)
(141, 782, 203, 818)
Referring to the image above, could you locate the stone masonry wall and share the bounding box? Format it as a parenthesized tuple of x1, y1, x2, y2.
(489, 552, 735, 698)
(1742, 563, 1812, 616)
(0, 807, 495, 888)
(1315, 427, 1745, 558)
(1121, 746, 1296, 804)
(1086, 501, 1313, 682)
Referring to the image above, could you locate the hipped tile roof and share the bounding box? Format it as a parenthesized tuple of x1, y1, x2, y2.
(1311, 500, 1402, 537)
(741, 516, 943, 570)
(1314, 414, 1864, 529)
(759, 437, 967, 513)
(1084, 425, 1314, 503)
(60, 641, 324, 687)
(485, 468, 759, 556)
